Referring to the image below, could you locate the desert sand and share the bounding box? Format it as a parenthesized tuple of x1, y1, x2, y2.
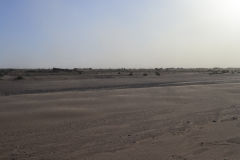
(1, 69, 240, 160)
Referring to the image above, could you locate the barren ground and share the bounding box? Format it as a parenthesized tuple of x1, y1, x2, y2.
(1, 71, 240, 160)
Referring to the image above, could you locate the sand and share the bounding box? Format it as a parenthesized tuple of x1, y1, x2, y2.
(1, 72, 240, 160)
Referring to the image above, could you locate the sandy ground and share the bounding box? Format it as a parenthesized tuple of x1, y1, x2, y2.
(1, 73, 240, 160)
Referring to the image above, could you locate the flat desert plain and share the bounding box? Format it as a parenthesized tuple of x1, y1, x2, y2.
(1, 70, 240, 160)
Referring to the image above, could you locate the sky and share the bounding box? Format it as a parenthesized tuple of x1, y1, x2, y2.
(1, 0, 240, 68)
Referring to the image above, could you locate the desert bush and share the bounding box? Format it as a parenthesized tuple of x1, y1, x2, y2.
(0, 70, 10, 75)
(129, 72, 133, 76)
(209, 70, 220, 75)
(209, 69, 229, 75)
(155, 71, 160, 76)
(0, 73, 3, 80)
(221, 70, 229, 74)
(52, 68, 73, 73)
(143, 73, 148, 76)
(73, 68, 83, 74)
(52, 68, 62, 72)
(14, 75, 24, 80)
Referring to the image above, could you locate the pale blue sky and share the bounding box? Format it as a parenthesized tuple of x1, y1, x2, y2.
(1, 0, 240, 68)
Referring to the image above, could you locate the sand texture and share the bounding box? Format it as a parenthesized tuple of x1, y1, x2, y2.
(1, 71, 240, 160)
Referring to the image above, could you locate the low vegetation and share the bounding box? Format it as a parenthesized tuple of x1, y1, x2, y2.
(0, 68, 239, 80)
(0, 73, 3, 80)
(155, 71, 160, 76)
(129, 72, 133, 76)
(209, 69, 231, 75)
(14, 75, 24, 80)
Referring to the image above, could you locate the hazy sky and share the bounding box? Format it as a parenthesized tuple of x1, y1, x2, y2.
(1, 0, 240, 68)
